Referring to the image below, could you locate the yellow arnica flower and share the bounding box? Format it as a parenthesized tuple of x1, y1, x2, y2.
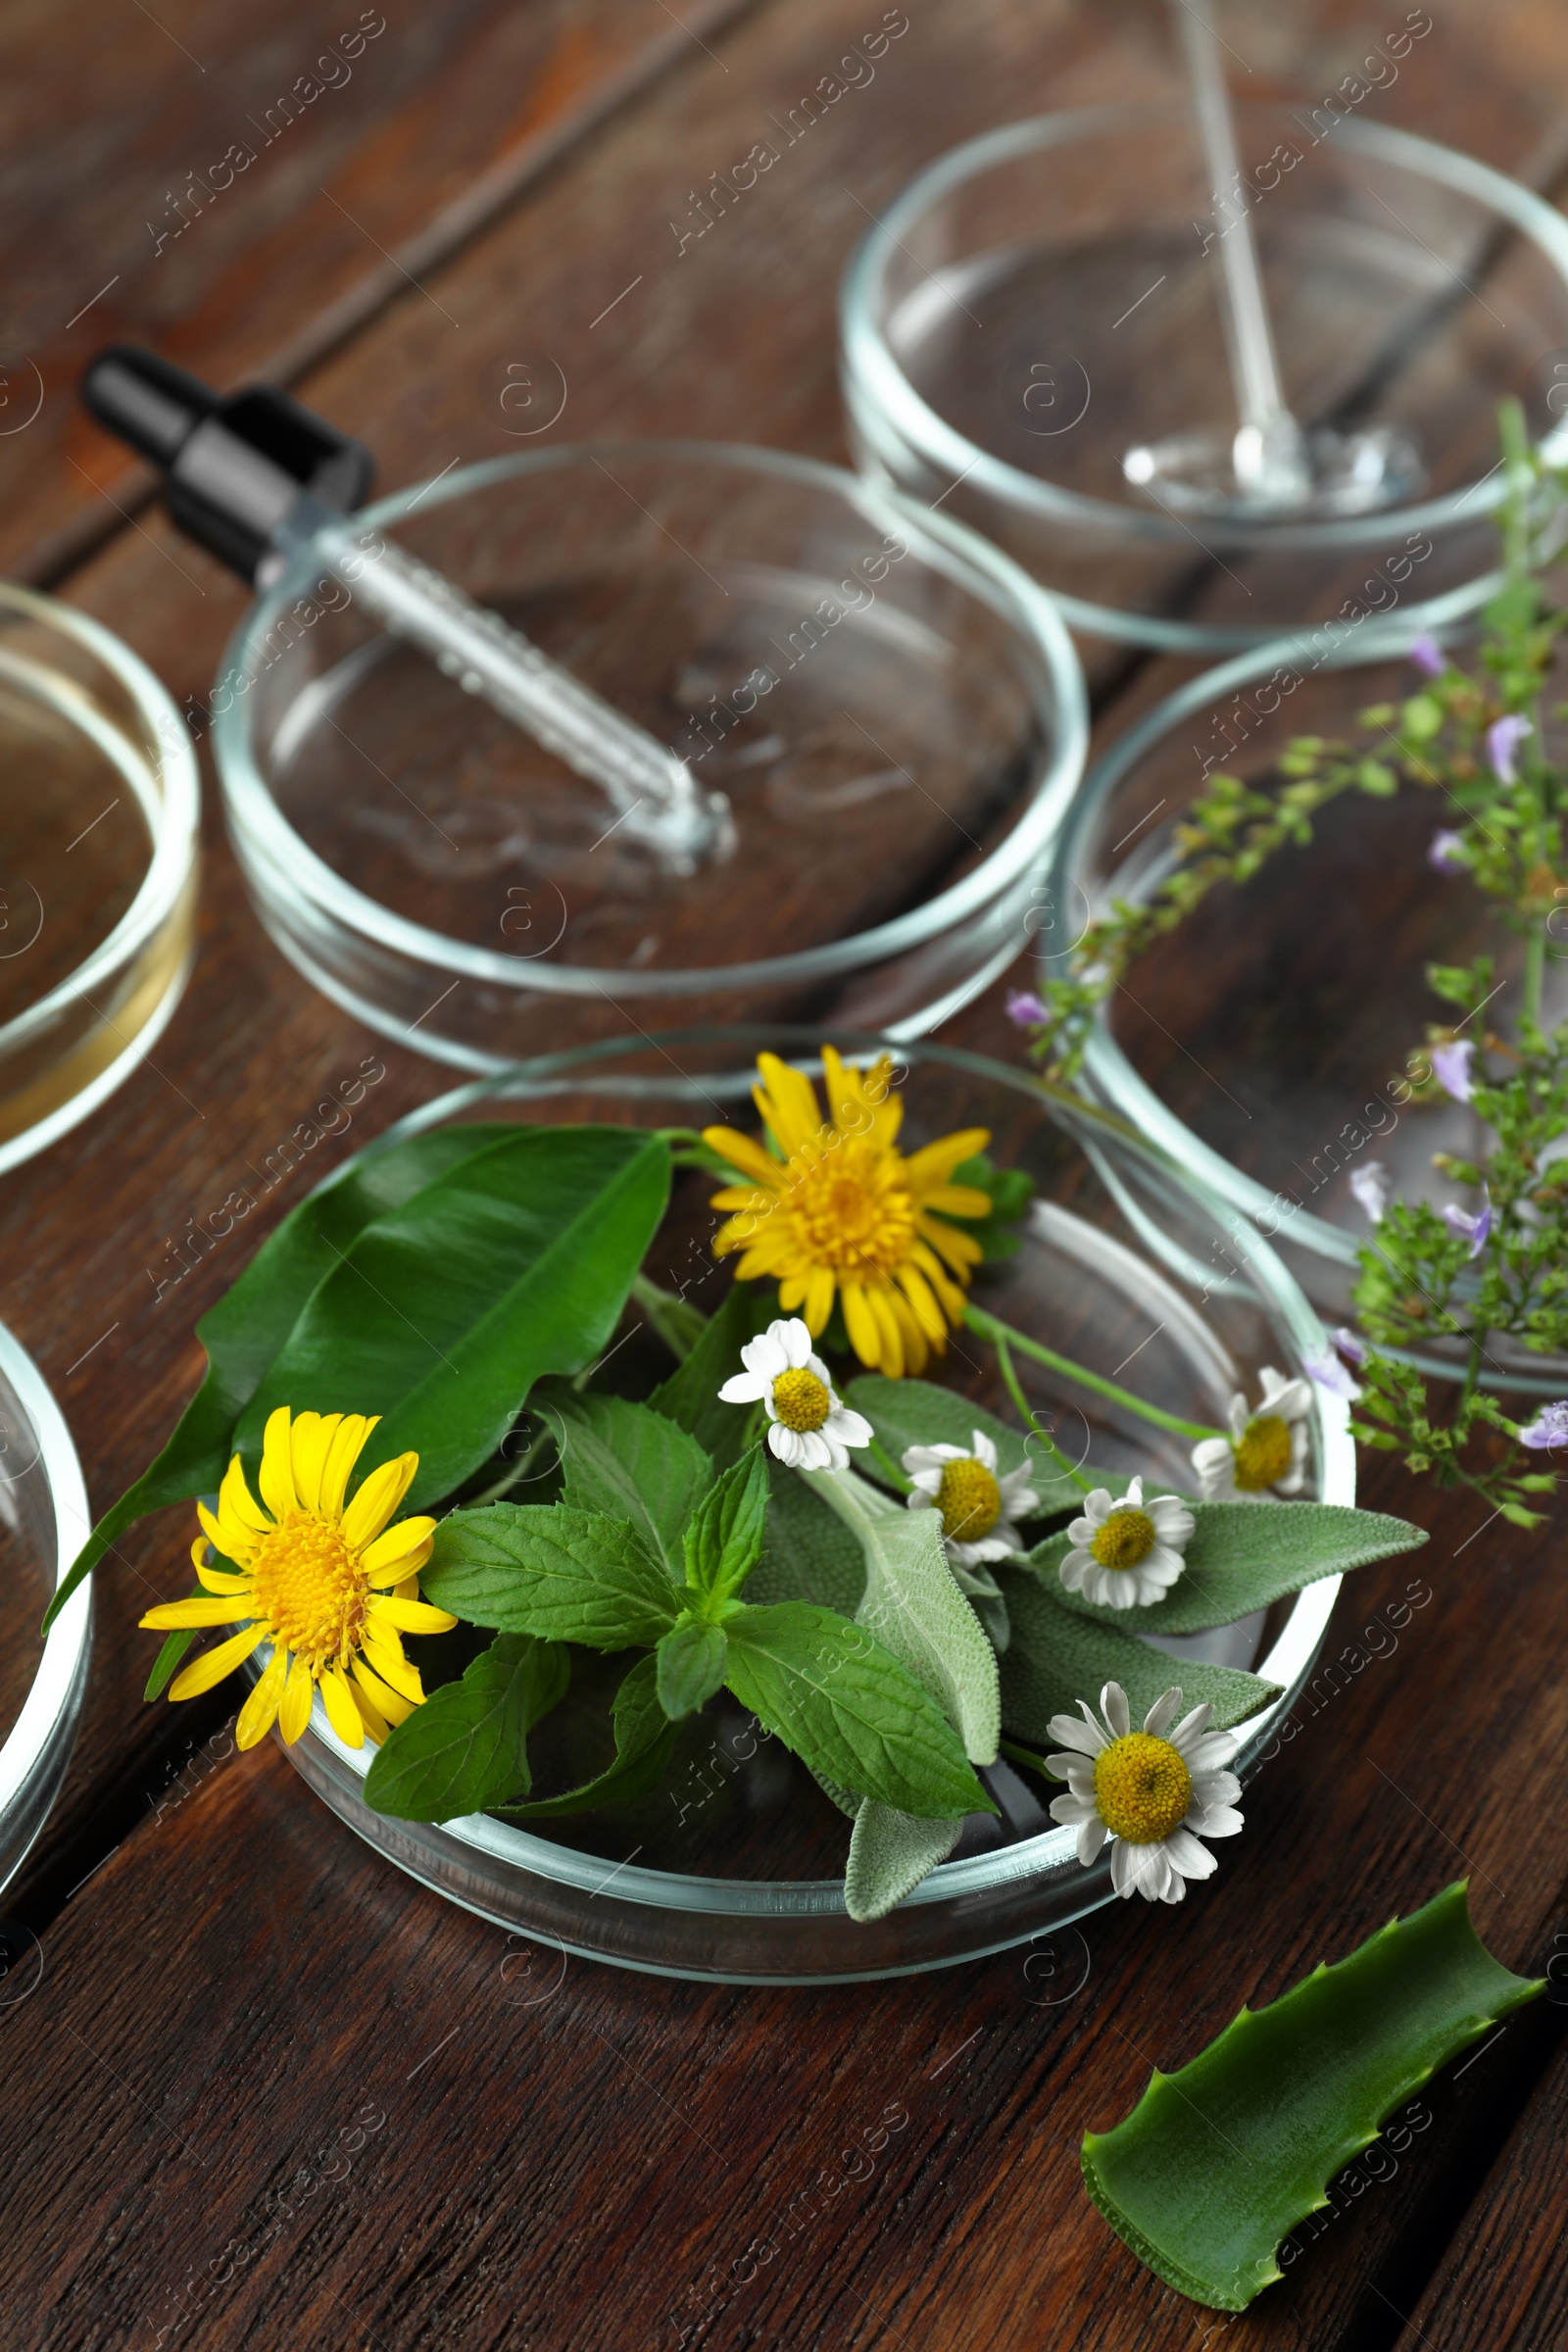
(139, 1406, 456, 1753)
(703, 1047, 992, 1378)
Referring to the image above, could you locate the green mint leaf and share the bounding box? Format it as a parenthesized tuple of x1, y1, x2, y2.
(1034, 1500, 1427, 1636)
(996, 1565, 1277, 1740)
(547, 1388, 712, 1580)
(501, 1652, 677, 1820)
(745, 1459, 867, 1614)
(649, 1281, 781, 1469)
(656, 1619, 729, 1719)
(423, 1504, 681, 1647)
(804, 1467, 1001, 1766)
(722, 1601, 992, 1820)
(363, 1634, 568, 1822)
(684, 1445, 769, 1605)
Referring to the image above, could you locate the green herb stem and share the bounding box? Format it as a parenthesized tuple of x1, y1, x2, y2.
(987, 1324, 1094, 1493)
(965, 1305, 1226, 1445)
(1524, 921, 1546, 1032)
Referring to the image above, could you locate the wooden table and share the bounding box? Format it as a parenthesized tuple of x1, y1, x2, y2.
(4, 1, 1568, 2343)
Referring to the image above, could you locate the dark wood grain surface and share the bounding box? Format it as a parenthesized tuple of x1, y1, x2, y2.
(2, 1, 1567, 2345)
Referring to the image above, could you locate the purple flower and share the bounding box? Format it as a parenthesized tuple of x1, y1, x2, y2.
(1518, 1399, 1568, 1450)
(1428, 829, 1467, 874)
(1443, 1189, 1492, 1259)
(1486, 713, 1534, 786)
(1303, 1348, 1362, 1402)
(1430, 1039, 1474, 1102)
(1349, 1161, 1392, 1223)
(1004, 989, 1049, 1028)
(1334, 1325, 1369, 1367)
(1408, 633, 1446, 678)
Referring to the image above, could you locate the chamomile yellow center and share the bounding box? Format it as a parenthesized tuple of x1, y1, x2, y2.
(771, 1365, 833, 1433)
(1233, 1413, 1292, 1492)
(1094, 1733, 1193, 1844)
(936, 1457, 1002, 1542)
(1090, 1506, 1156, 1570)
(249, 1515, 366, 1666)
(779, 1143, 918, 1279)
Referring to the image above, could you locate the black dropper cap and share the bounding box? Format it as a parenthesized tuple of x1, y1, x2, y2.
(82, 345, 374, 583)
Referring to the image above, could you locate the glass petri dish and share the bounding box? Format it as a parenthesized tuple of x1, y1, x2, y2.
(0, 1319, 92, 1898)
(262, 1029, 1350, 1982)
(1046, 625, 1568, 1387)
(0, 585, 199, 1174)
(840, 104, 1568, 651)
(212, 445, 1088, 1071)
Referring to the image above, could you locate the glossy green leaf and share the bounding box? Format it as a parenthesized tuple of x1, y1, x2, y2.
(500, 1653, 677, 1821)
(237, 1125, 670, 1510)
(804, 1467, 1001, 1767)
(846, 1374, 1035, 1495)
(996, 1566, 1278, 1740)
(143, 1627, 197, 1702)
(745, 1460, 866, 1616)
(46, 1125, 512, 1632)
(548, 1388, 712, 1580)
(363, 1634, 567, 1821)
(656, 1619, 728, 1719)
(649, 1282, 779, 1469)
(1032, 1500, 1428, 1636)
(423, 1504, 681, 1647)
(722, 1602, 991, 1821)
(1082, 1882, 1544, 2311)
(683, 1446, 768, 1605)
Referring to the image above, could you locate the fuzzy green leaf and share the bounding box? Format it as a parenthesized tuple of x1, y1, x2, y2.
(656, 1619, 728, 1719)
(683, 1446, 769, 1605)
(500, 1652, 677, 1820)
(845, 1374, 1035, 1494)
(722, 1602, 991, 1821)
(1082, 1882, 1544, 2311)
(423, 1504, 681, 1647)
(996, 1566, 1277, 1740)
(548, 1389, 712, 1581)
(745, 1460, 866, 1615)
(844, 1805, 963, 1924)
(804, 1467, 1001, 1767)
(363, 1634, 567, 1821)
(649, 1283, 780, 1469)
(1033, 1500, 1427, 1637)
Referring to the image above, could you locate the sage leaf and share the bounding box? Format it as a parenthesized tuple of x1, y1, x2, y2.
(845, 1804, 964, 1924)
(996, 1566, 1277, 1740)
(46, 1124, 513, 1631)
(1033, 1500, 1427, 1637)
(649, 1281, 780, 1469)
(722, 1602, 991, 1820)
(656, 1619, 728, 1719)
(745, 1461, 866, 1615)
(1082, 1882, 1544, 2311)
(423, 1504, 681, 1647)
(237, 1124, 671, 1512)
(548, 1389, 712, 1580)
(501, 1652, 677, 1820)
(804, 1467, 1001, 1767)
(846, 1375, 1035, 1494)
(683, 1446, 769, 1605)
(363, 1634, 567, 1821)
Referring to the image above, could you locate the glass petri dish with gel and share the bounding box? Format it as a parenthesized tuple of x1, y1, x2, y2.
(0, 585, 199, 1173)
(213, 444, 1088, 1070)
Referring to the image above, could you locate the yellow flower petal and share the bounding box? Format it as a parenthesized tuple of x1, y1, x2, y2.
(754, 1054, 824, 1158)
(352, 1654, 416, 1728)
(277, 1654, 317, 1744)
(918, 1214, 983, 1274)
(219, 1455, 270, 1537)
(361, 1514, 438, 1578)
(290, 1411, 343, 1515)
(140, 1596, 256, 1629)
(363, 1626, 423, 1703)
(319, 1663, 366, 1747)
(841, 1284, 881, 1369)
(259, 1405, 301, 1522)
(343, 1451, 419, 1551)
(193, 1549, 252, 1595)
(896, 1260, 948, 1345)
(168, 1622, 268, 1700)
(867, 1284, 906, 1380)
(701, 1130, 785, 1190)
(350, 1679, 392, 1746)
(905, 1129, 991, 1187)
(319, 1413, 378, 1519)
(803, 1264, 836, 1334)
(236, 1643, 290, 1749)
(369, 1595, 459, 1635)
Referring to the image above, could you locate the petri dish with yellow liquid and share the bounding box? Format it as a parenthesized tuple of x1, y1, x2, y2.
(0, 585, 198, 1173)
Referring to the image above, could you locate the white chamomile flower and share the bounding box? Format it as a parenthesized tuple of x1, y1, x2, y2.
(1057, 1477, 1194, 1609)
(1191, 1367, 1311, 1500)
(901, 1429, 1039, 1567)
(718, 1316, 872, 1472)
(1046, 1681, 1243, 1903)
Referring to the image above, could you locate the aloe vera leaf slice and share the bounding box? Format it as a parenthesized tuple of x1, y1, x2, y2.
(1081, 1881, 1544, 2312)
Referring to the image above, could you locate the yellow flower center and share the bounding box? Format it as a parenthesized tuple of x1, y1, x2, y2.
(1094, 1734, 1193, 1844)
(1090, 1506, 1156, 1570)
(936, 1457, 1002, 1542)
(776, 1139, 918, 1279)
(250, 1514, 366, 1668)
(1234, 1413, 1293, 1492)
(771, 1365, 833, 1433)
